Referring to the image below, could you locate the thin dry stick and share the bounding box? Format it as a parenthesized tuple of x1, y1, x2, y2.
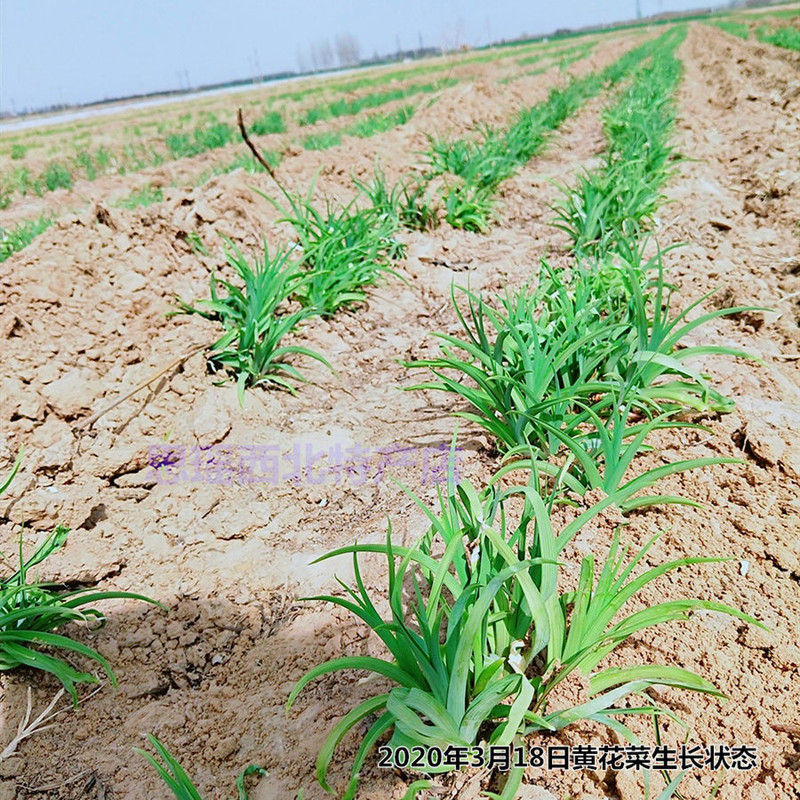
(73, 343, 209, 432)
(1, 687, 65, 760)
(26, 769, 94, 794)
(237, 107, 279, 182)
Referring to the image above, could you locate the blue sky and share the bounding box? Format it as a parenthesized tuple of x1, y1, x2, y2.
(1, 0, 720, 113)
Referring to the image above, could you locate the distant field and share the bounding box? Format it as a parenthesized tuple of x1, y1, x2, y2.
(1, 7, 798, 800)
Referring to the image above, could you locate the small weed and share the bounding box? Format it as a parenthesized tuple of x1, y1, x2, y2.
(186, 231, 209, 257)
(344, 105, 415, 138)
(0, 215, 54, 262)
(136, 734, 268, 800)
(250, 109, 285, 135)
(116, 184, 164, 209)
(43, 161, 73, 191)
(301, 130, 341, 151)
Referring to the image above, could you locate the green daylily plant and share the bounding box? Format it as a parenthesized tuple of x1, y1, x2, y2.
(288, 473, 763, 799)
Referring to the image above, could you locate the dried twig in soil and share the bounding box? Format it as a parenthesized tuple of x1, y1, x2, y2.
(73, 342, 209, 431)
(237, 107, 279, 182)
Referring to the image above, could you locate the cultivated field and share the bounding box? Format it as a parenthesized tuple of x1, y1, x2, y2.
(0, 10, 798, 800)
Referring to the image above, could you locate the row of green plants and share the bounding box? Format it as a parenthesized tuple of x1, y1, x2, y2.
(498, 40, 597, 86)
(302, 104, 417, 151)
(0, 161, 74, 207)
(0, 26, 605, 209)
(709, 19, 751, 39)
(0, 99, 416, 258)
(754, 20, 800, 51)
(406, 32, 728, 498)
(0, 31, 580, 167)
(173, 34, 685, 418)
(515, 39, 596, 68)
(298, 78, 456, 127)
(272, 33, 568, 107)
(0, 120, 413, 266)
(553, 29, 684, 256)
(280, 25, 764, 800)
(0, 75, 403, 206)
(710, 15, 800, 51)
(327, 34, 664, 243)
(409, 30, 678, 233)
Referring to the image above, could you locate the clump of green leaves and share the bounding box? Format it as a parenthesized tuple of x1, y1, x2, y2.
(8, 166, 42, 197)
(174, 239, 330, 402)
(70, 145, 117, 181)
(290, 472, 762, 798)
(302, 130, 342, 151)
(356, 168, 441, 232)
(74, 148, 98, 180)
(186, 231, 209, 257)
(407, 252, 752, 467)
(116, 183, 164, 209)
(249, 109, 285, 135)
(43, 161, 72, 191)
(265, 180, 403, 317)
(344, 104, 415, 138)
(399, 177, 441, 231)
(443, 180, 496, 232)
(165, 117, 236, 159)
(0, 455, 157, 701)
(0, 215, 54, 262)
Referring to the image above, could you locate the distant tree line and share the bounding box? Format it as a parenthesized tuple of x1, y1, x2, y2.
(297, 34, 362, 72)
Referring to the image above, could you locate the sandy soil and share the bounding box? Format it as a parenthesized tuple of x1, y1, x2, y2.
(0, 21, 798, 800)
